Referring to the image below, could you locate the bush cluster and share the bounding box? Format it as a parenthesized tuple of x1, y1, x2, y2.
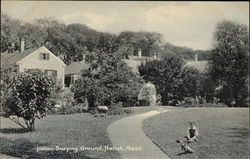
(182, 103, 227, 108)
(71, 61, 144, 110)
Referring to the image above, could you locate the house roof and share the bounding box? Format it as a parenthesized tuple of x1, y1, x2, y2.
(184, 61, 209, 72)
(1, 48, 39, 68)
(65, 61, 90, 75)
(128, 55, 158, 62)
(1, 46, 66, 69)
(122, 59, 141, 74)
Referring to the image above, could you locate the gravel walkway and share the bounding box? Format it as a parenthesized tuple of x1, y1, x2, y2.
(107, 110, 171, 159)
(0, 154, 20, 159)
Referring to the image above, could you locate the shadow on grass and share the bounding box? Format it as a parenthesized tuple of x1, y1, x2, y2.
(0, 138, 96, 159)
(0, 128, 28, 134)
(177, 152, 188, 156)
(226, 128, 249, 139)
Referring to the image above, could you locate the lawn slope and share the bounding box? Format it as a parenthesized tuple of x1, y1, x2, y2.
(0, 114, 123, 159)
(143, 108, 249, 159)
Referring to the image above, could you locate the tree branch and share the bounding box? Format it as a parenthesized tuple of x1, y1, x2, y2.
(8, 117, 27, 129)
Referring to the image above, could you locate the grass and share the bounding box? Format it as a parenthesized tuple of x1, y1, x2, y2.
(142, 108, 249, 159)
(0, 106, 167, 159)
(0, 113, 124, 159)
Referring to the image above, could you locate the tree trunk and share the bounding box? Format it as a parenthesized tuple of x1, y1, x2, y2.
(25, 118, 35, 131)
(233, 90, 239, 107)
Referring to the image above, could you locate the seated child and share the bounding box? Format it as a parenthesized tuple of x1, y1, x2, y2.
(185, 121, 199, 143)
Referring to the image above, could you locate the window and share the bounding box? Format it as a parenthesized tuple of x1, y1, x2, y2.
(70, 75, 75, 85)
(44, 70, 57, 78)
(40, 53, 50, 60)
(26, 69, 41, 73)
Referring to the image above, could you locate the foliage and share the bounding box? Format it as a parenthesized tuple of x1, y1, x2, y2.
(138, 55, 185, 105)
(100, 63, 144, 107)
(182, 103, 227, 108)
(71, 73, 107, 108)
(139, 55, 207, 105)
(178, 67, 202, 98)
(198, 73, 217, 103)
(56, 104, 88, 115)
(1, 13, 212, 67)
(117, 31, 162, 57)
(106, 102, 134, 115)
(1, 14, 21, 52)
(108, 108, 134, 115)
(209, 20, 249, 106)
(160, 42, 194, 60)
(2, 71, 61, 131)
(71, 52, 144, 109)
(0, 65, 18, 107)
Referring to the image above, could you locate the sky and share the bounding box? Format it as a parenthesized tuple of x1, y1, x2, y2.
(1, 1, 249, 50)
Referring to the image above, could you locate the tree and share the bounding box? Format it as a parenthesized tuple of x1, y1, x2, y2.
(209, 21, 249, 106)
(2, 71, 61, 131)
(178, 67, 201, 98)
(71, 52, 144, 108)
(100, 62, 144, 106)
(138, 55, 184, 104)
(117, 31, 162, 57)
(71, 72, 107, 108)
(1, 14, 22, 52)
(18, 22, 48, 49)
(199, 73, 217, 103)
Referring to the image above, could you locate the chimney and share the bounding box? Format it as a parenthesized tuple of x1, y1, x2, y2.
(195, 54, 198, 61)
(138, 49, 142, 58)
(153, 53, 157, 60)
(81, 54, 86, 63)
(20, 37, 25, 53)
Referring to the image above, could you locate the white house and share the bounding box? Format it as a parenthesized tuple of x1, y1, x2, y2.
(1, 46, 66, 88)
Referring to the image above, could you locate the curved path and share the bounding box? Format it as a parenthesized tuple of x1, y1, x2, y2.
(107, 110, 171, 159)
(0, 154, 20, 159)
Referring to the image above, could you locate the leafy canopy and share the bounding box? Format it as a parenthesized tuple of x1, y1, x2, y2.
(3, 71, 61, 131)
(209, 20, 249, 105)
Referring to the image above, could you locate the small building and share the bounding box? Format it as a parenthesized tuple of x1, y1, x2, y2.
(122, 49, 159, 74)
(184, 60, 209, 72)
(64, 61, 90, 87)
(1, 46, 66, 88)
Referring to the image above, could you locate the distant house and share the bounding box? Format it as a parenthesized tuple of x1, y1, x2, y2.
(123, 49, 159, 74)
(124, 51, 209, 73)
(64, 50, 208, 87)
(65, 61, 90, 87)
(184, 54, 209, 72)
(1, 46, 66, 88)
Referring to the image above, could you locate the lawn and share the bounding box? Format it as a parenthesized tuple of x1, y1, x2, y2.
(142, 108, 249, 159)
(0, 106, 167, 159)
(0, 113, 124, 159)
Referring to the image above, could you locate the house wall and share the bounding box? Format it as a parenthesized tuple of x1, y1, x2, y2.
(17, 47, 65, 88)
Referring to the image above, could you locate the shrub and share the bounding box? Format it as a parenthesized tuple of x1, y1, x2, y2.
(138, 55, 184, 105)
(108, 108, 134, 115)
(71, 62, 144, 109)
(2, 72, 61, 131)
(182, 103, 227, 108)
(89, 109, 99, 115)
(138, 99, 150, 106)
(52, 103, 88, 115)
(107, 102, 133, 115)
(182, 97, 196, 105)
